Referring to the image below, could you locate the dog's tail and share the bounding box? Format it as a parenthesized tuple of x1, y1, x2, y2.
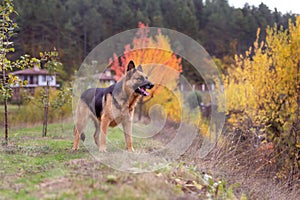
(80, 133, 86, 142)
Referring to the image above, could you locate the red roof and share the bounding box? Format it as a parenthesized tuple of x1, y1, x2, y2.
(12, 68, 49, 75)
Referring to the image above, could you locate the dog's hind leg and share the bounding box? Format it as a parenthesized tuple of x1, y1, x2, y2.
(91, 115, 100, 147)
(99, 116, 110, 152)
(72, 127, 81, 150)
(72, 100, 89, 150)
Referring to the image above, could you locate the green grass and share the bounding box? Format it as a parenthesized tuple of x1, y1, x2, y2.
(0, 104, 20, 113)
(0, 122, 238, 200)
(0, 123, 87, 199)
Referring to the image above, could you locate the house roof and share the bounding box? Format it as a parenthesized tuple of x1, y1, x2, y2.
(12, 67, 49, 75)
(99, 72, 115, 81)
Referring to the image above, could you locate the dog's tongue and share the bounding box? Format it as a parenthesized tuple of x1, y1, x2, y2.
(144, 90, 149, 96)
(139, 87, 149, 96)
(141, 88, 149, 96)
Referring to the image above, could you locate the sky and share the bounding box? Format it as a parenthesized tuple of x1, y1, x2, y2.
(228, 0, 300, 14)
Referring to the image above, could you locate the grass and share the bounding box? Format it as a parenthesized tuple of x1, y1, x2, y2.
(0, 122, 240, 200)
(0, 123, 87, 199)
(0, 104, 20, 113)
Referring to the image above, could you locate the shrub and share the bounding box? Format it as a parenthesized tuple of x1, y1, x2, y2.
(186, 90, 202, 110)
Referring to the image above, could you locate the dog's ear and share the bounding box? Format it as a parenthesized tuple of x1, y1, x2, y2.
(137, 65, 143, 72)
(127, 61, 135, 72)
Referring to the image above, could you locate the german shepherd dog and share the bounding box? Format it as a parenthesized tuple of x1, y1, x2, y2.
(72, 61, 154, 152)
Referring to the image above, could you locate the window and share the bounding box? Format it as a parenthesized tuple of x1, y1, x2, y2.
(29, 75, 34, 84)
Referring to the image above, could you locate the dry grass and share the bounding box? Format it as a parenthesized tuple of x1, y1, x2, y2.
(184, 130, 300, 200)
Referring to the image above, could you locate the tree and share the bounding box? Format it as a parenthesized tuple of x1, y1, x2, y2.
(161, 0, 199, 38)
(0, 0, 38, 145)
(51, 85, 72, 131)
(222, 17, 300, 184)
(39, 50, 63, 137)
(109, 22, 182, 121)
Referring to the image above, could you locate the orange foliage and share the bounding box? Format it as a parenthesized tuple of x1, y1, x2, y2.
(109, 22, 183, 121)
(109, 22, 182, 81)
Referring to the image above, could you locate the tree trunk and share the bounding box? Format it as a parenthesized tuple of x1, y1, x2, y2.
(42, 80, 50, 137)
(4, 97, 8, 145)
(2, 67, 8, 145)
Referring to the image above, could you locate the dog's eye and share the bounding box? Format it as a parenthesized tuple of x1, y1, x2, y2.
(138, 77, 144, 81)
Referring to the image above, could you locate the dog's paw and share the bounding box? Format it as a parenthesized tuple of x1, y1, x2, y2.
(99, 147, 107, 152)
(126, 147, 134, 152)
(72, 147, 79, 151)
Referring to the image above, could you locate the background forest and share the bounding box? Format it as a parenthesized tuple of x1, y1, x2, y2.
(12, 0, 295, 82)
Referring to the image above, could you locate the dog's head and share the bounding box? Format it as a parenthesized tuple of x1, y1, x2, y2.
(125, 61, 154, 96)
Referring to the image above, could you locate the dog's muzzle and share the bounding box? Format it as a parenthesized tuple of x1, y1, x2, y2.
(135, 82, 154, 96)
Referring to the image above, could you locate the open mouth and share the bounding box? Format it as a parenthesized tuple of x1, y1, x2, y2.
(135, 83, 154, 96)
(136, 86, 150, 96)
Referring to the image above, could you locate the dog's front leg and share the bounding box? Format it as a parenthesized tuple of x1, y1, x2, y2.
(122, 120, 134, 152)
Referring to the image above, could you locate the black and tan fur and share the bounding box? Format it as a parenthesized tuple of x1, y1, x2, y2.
(72, 61, 154, 152)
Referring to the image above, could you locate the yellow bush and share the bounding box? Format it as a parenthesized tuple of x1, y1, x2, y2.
(221, 16, 300, 181)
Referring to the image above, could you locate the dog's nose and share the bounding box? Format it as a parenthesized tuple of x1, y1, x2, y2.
(147, 83, 154, 89)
